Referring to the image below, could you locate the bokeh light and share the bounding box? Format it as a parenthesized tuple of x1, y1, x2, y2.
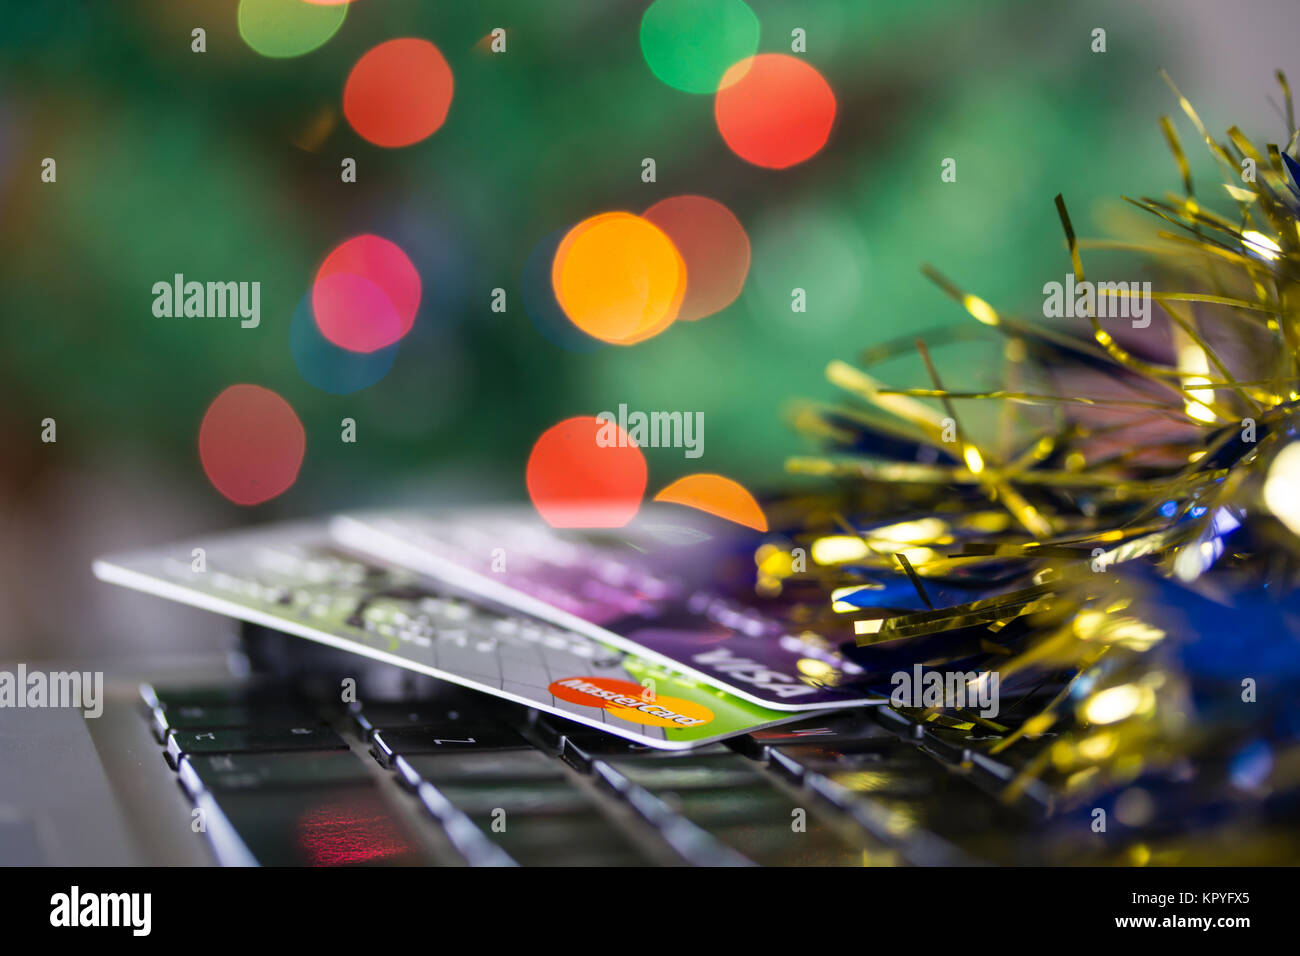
(1264, 442, 1300, 536)
(312, 234, 421, 353)
(551, 212, 685, 345)
(526, 416, 647, 527)
(643, 195, 750, 322)
(344, 38, 454, 148)
(715, 53, 836, 168)
(639, 0, 760, 95)
(654, 473, 767, 531)
(198, 385, 306, 506)
(521, 229, 604, 352)
(290, 290, 398, 394)
(237, 0, 347, 59)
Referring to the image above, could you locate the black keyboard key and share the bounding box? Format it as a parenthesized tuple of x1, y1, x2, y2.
(415, 772, 658, 865)
(872, 704, 925, 739)
(151, 703, 324, 741)
(482, 814, 653, 867)
(734, 709, 892, 758)
(394, 750, 564, 789)
(141, 682, 295, 711)
(603, 749, 869, 865)
(600, 753, 767, 791)
(195, 785, 430, 866)
(704, 821, 869, 866)
(788, 745, 1011, 864)
(813, 764, 942, 800)
(663, 786, 867, 865)
(914, 725, 980, 764)
(659, 784, 795, 826)
(589, 749, 862, 865)
(166, 726, 346, 768)
(370, 724, 526, 768)
(525, 715, 568, 752)
(433, 780, 594, 816)
(767, 736, 918, 780)
(531, 717, 661, 769)
(179, 752, 374, 796)
(350, 701, 477, 739)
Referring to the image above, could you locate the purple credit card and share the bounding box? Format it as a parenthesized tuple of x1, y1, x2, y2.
(332, 507, 882, 711)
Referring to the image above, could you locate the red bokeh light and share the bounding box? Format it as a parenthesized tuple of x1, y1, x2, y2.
(312, 234, 421, 353)
(526, 416, 647, 528)
(714, 54, 836, 169)
(344, 38, 454, 148)
(198, 385, 306, 506)
(643, 195, 750, 321)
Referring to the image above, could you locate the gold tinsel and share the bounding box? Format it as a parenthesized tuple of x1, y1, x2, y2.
(762, 72, 1300, 864)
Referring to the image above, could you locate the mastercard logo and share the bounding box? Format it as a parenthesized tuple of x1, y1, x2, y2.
(549, 677, 714, 728)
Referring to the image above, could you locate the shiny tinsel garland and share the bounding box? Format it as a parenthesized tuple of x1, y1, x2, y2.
(760, 72, 1300, 863)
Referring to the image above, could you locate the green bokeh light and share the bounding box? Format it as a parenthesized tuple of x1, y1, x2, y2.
(238, 0, 347, 59)
(639, 0, 760, 95)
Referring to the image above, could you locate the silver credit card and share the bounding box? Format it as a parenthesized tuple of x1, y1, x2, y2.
(93, 522, 813, 750)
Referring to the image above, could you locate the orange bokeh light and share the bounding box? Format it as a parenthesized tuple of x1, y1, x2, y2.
(526, 416, 647, 528)
(654, 473, 767, 531)
(714, 54, 836, 169)
(551, 212, 686, 345)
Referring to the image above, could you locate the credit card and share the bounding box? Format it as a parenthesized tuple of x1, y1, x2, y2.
(333, 507, 886, 711)
(92, 523, 811, 750)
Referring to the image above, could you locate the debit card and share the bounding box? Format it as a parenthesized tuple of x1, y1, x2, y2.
(333, 507, 886, 711)
(92, 522, 814, 749)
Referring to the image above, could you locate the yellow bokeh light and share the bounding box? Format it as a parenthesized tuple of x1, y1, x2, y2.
(812, 535, 870, 565)
(756, 544, 795, 577)
(867, 517, 947, 546)
(1176, 336, 1218, 423)
(1264, 442, 1300, 536)
(1083, 684, 1150, 725)
(796, 658, 835, 681)
(963, 294, 998, 325)
(1076, 731, 1119, 762)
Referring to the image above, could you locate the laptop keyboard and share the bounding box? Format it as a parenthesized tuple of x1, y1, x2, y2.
(141, 678, 1059, 866)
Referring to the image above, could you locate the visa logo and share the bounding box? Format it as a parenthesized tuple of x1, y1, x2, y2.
(692, 648, 818, 698)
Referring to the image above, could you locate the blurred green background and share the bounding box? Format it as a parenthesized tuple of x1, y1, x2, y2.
(2, 0, 1297, 657)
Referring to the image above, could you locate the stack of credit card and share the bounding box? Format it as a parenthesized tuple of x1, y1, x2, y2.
(93, 507, 886, 751)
